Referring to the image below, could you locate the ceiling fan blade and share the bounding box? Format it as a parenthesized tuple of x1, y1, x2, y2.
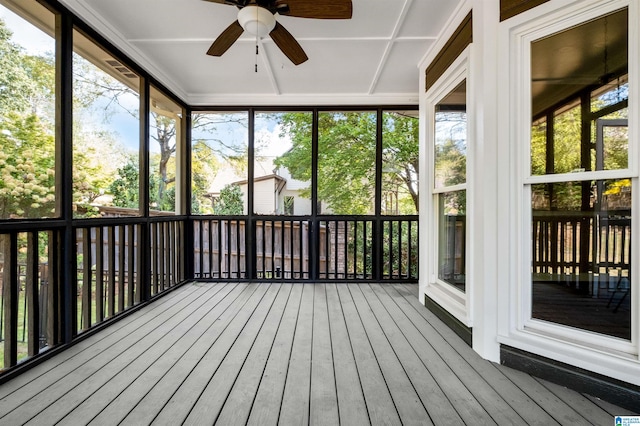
(269, 22, 308, 65)
(275, 0, 352, 19)
(201, 0, 238, 5)
(207, 20, 244, 56)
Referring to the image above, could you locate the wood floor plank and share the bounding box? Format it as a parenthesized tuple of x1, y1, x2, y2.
(325, 283, 370, 426)
(0, 281, 634, 426)
(361, 284, 482, 425)
(88, 282, 259, 426)
(584, 394, 639, 416)
(279, 283, 315, 426)
(183, 284, 290, 425)
(535, 378, 614, 425)
(245, 284, 303, 426)
(335, 284, 402, 426)
(390, 284, 561, 426)
(216, 284, 298, 426)
(0, 283, 213, 424)
(309, 284, 339, 426)
(499, 364, 591, 425)
(20, 283, 229, 426)
(0, 282, 200, 400)
(371, 284, 522, 425)
(144, 284, 278, 425)
(347, 284, 433, 425)
(57, 282, 242, 426)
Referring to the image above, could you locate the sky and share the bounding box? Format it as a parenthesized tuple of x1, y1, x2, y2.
(0, 5, 52, 55)
(2, 4, 291, 160)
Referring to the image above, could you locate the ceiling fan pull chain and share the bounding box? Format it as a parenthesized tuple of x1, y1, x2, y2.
(254, 6, 259, 72)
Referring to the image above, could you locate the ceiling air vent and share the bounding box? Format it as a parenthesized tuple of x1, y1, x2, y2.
(105, 59, 137, 79)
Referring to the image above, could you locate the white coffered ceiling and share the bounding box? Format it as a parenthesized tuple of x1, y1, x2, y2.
(57, 0, 462, 106)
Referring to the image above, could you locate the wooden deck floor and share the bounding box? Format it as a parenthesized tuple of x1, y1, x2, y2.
(0, 282, 636, 425)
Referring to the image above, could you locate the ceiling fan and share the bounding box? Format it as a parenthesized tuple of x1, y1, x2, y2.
(203, 0, 353, 65)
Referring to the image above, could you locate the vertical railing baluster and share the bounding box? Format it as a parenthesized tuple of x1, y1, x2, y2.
(354, 221, 358, 279)
(107, 226, 115, 318)
(82, 228, 91, 330)
(118, 225, 125, 313)
(325, 221, 330, 279)
(407, 220, 413, 279)
(27, 232, 40, 356)
(280, 220, 285, 278)
(208, 220, 214, 278)
(271, 220, 275, 278)
(226, 220, 232, 279)
(158, 222, 165, 291)
(289, 220, 302, 278)
(216, 220, 221, 278)
(2, 233, 18, 368)
(127, 225, 135, 307)
(151, 223, 158, 295)
(388, 221, 394, 279)
(135, 224, 144, 304)
(397, 220, 403, 278)
(198, 220, 204, 278)
(95, 227, 104, 323)
(334, 221, 339, 279)
(169, 221, 175, 287)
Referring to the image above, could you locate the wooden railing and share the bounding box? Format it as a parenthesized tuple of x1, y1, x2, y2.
(531, 211, 631, 292)
(2, 214, 417, 375)
(0, 229, 60, 368)
(192, 216, 418, 282)
(1, 217, 185, 372)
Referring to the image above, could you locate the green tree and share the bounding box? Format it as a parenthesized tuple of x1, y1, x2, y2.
(0, 20, 33, 114)
(109, 159, 140, 209)
(275, 112, 419, 215)
(0, 113, 55, 218)
(214, 184, 244, 215)
(382, 112, 419, 212)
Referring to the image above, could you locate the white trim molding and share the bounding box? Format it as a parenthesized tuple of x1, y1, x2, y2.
(423, 48, 472, 328)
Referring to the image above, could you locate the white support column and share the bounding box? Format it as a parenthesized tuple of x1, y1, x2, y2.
(469, 0, 501, 362)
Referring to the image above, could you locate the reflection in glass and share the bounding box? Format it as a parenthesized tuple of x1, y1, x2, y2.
(149, 86, 181, 214)
(531, 180, 631, 340)
(317, 111, 376, 215)
(73, 30, 141, 217)
(597, 119, 628, 171)
(382, 111, 419, 215)
(191, 112, 248, 215)
(437, 191, 466, 292)
(531, 8, 628, 176)
(435, 81, 466, 189)
(256, 112, 312, 215)
(0, 2, 56, 219)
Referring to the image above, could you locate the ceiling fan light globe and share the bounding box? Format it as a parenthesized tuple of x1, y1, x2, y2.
(238, 5, 276, 37)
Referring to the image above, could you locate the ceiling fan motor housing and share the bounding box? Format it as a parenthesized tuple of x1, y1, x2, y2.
(238, 5, 276, 37)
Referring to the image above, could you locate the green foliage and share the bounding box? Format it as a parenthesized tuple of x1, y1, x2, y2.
(214, 184, 244, 215)
(0, 113, 56, 218)
(191, 140, 219, 214)
(343, 220, 418, 278)
(531, 92, 629, 210)
(0, 20, 33, 114)
(382, 112, 419, 213)
(275, 111, 419, 215)
(435, 139, 466, 187)
(109, 159, 140, 209)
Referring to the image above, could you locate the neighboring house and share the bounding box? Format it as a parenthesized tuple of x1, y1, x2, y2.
(207, 157, 314, 215)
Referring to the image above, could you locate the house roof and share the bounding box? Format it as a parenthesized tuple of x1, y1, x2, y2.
(56, 0, 463, 106)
